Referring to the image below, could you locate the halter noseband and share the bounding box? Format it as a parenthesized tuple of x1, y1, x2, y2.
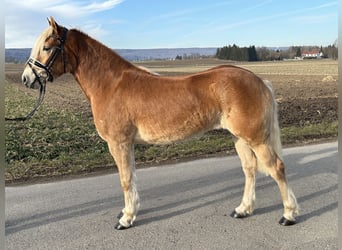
(27, 27, 68, 82)
(5, 27, 68, 121)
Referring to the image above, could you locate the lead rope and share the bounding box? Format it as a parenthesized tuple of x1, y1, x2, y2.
(5, 76, 46, 121)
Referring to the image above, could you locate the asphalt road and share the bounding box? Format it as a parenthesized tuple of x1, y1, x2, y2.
(5, 142, 338, 249)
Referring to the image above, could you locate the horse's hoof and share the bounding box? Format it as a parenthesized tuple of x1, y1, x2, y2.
(115, 222, 131, 230)
(117, 211, 124, 219)
(279, 216, 296, 226)
(230, 211, 248, 219)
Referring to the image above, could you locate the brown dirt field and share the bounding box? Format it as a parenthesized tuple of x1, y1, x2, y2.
(5, 59, 337, 128)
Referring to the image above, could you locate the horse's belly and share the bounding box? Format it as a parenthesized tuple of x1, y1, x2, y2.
(133, 114, 221, 145)
(133, 127, 208, 145)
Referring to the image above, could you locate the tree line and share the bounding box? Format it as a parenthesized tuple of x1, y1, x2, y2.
(216, 45, 258, 61)
(216, 44, 338, 61)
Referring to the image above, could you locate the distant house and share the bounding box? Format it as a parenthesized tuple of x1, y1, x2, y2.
(302, 51, 323, 59)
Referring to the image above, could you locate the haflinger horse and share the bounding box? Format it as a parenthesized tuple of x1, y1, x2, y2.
(22, 17, 299, 230)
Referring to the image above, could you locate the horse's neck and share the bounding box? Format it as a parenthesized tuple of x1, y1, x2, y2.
(69, 30, 133, 101)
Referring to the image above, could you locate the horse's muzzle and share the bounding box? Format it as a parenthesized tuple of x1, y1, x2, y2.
(22, 69, 41, 89)
(22, 76, 40, 89)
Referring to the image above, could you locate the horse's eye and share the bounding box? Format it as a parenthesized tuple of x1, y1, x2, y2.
(43, 46, 51, 52)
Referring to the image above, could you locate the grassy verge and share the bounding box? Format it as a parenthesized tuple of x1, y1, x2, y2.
(5, 81, 337, 183)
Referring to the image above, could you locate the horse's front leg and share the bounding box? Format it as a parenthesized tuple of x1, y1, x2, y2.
(108, 141, 140, 230)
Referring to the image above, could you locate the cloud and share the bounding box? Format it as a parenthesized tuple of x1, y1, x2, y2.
(81, 22, 110, 40)
(5, 0, 124, 47)
(47, 0, 124, 17)
(83, 0, 123, 12)
(8, 0, 124, 17)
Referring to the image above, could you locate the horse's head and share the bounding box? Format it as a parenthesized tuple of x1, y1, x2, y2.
(22, 17, 68, 89)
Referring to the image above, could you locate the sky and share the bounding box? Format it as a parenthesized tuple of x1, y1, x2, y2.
(5, 0, 338, 49)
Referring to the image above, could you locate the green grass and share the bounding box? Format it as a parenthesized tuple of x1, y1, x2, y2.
(5, 81, 337, 183)
(5, 82, 112, 180)
(281, 122, 337, 144)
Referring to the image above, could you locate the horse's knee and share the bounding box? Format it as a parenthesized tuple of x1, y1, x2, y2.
(243, 166, 257, 178)
(120, 180, 132, 192)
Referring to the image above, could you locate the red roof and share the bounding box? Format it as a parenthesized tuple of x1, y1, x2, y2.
(302, 51, 320, 54)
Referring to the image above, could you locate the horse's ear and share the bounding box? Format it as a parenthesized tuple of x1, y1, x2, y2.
(48, 16, 58, 33)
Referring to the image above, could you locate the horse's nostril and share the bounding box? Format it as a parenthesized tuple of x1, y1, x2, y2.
(22, 75, 28, 85)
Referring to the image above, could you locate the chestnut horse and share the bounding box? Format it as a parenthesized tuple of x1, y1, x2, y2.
(22, 17, 298, 230)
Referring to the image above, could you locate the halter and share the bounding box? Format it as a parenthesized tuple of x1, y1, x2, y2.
(5, 28, 68, 121)
(27, 27, 68, 82)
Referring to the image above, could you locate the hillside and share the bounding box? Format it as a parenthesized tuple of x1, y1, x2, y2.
(5, 48, 217, 63)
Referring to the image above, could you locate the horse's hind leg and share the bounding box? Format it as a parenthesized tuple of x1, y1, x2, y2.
(252, 144, 298, 225)
(232, 138, 258, 218)
(108, 141, 140, 230)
